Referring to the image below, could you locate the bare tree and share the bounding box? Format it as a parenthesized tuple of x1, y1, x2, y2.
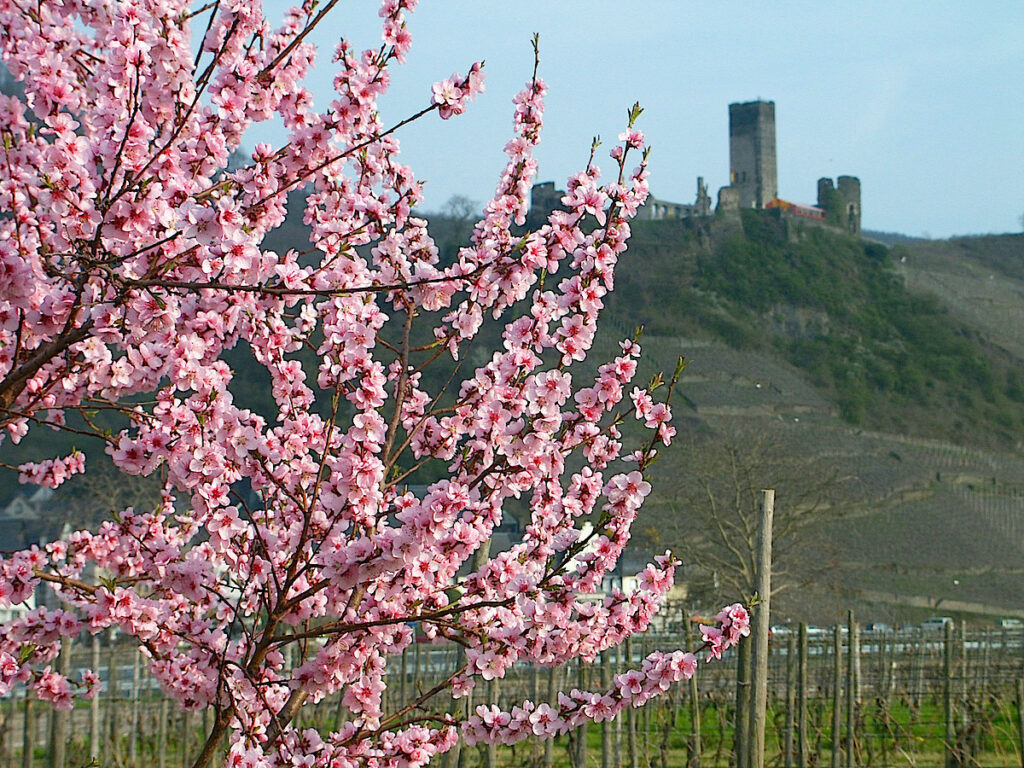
(442, 194, 480, 223)
(641, 423, 853, 604)
(56, 458, 164, 530)
(431, 195, 481, 262)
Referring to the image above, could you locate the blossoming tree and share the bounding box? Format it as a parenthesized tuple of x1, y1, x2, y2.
(0, 0, 747, 765)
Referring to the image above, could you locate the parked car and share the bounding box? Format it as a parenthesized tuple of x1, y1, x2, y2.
(995, 617, 1023, 630)
(921, 617, 954, 631)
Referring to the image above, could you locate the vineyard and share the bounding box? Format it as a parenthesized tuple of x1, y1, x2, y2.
(4, 617, 1024, 768)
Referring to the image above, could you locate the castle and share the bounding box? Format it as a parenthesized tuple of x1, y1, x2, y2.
(531, 100, 861, 235)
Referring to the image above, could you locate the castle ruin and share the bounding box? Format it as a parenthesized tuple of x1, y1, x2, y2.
(529, 100, 861, 234)
(817, 175, 862, 235)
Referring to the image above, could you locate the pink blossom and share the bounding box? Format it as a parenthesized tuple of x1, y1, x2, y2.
(0, 0, 721, 760)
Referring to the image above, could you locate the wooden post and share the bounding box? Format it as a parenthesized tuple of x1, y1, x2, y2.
(107, 635, 119, 761)
(880, 630, 892, 768)
(831, 626, 842, 768)
(89, 635, 101, 763)
(46, 636, 70, 768)
(448, 540, 491, 768)
(626, 638, 638, 768)
(685, 621, 702, 768)
(334, 690, 346, 731)
(845, 611, 856, 768)
(1015, 679, 1024, 768)
(576, 661, 589, 768)
(441, 650, 469, 768)
(615, 644, 623, 768)
(784, 635, 795, 768)
(734, 639, 752, 768)
(529, 664, 543, 768)
(657, 688, 673, 768)
(456, 687, 471, 768)
(544, 665, 558, 768)
(485, 678, 498, 768)
(944, 621, 957, 768)
(640, 638, 649, 767)
(980, 629, 991, 701)
(851, 619, 861, 707)
(959, 621, 970, 767)
(414, 640, 422, 696)
(130, 647, 141, 767)
(158, 697, 168, 768)
(21, 693, 33, 768)
(749, 489, 774, 768)
(400, 648, 408, 716)
(181, 711, 190, 768)
(602, 652, 612, 768)
(796, 624, 807, 768)
(4, 690, 15, 766)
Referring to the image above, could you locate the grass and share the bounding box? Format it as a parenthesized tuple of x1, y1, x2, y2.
(471, 695, 1024, 768)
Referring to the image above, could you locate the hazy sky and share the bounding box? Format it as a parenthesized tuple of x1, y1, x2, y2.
(254, 2, 1024, 238)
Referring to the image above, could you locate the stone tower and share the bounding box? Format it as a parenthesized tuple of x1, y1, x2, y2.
(729, 100, 777, 209)
(817, 176, 862, 235)
(837, 175, 861, 235)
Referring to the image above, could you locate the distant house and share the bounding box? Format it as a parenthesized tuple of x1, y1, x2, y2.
(0, 486, 70, 621)
(0, 486, 67, 550)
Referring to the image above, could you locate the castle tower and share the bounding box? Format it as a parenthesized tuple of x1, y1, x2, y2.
(817, 176, 862, 235)
(729, 100, 777, 209)
(837, 175, 861, 235)
(817, 177, 836, 206)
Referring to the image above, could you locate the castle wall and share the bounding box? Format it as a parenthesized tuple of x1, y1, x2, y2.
(716, 185, 740, 213)
(638, 177, 712, 220)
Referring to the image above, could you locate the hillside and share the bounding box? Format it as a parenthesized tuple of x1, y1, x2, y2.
(599, 214, 1024, 621)
(898, 234, 1024, 360)
(3, 201, 1023, 623)
(608, 213, 1024, 450)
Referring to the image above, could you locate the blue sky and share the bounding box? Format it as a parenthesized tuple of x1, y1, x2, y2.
(253, 2, 1024, 238)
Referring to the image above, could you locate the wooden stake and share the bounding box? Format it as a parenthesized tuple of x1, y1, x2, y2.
(945, 621, 956, 768)
(46, 636, 70, 768)
(785, 635, 795, 768)
(1015, 679, 1024, 768)
(158, 697, 168, 768)
(685, 621, 702, 768)
(602, 652, 612, 768)
(130, 648, 141, 767)
(90, 636, 101, 763)
(21, 693, 33, 768)
(845, 611, 855, 768)
(734, 640, 751, 768)
(749, 489, 774, 768)
(486, 678, 498, 768)
(797, 624, 807, 768)
(544, 665, 558, 768)
(626, 638, 638, 768)
(831, 625, 842, 768)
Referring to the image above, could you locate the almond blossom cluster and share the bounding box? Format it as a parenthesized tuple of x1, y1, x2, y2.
(16, 450, 86, 488)
(0, 1, 745, 766)
(701, 602, 752, 661)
